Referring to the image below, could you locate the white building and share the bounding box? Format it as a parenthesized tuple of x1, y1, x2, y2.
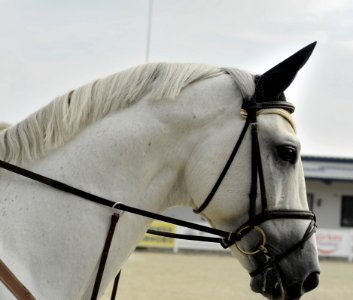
(303, 156, 353, 229)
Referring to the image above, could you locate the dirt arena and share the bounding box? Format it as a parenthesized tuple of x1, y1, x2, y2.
(102, 250, 353, 300)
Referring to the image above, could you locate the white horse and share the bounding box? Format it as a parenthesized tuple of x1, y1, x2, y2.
(0, 43, 320, 300)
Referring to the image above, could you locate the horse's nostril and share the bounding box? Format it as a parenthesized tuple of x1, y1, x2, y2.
(286, 272, 320, 298)
(303, 271, 320, 293)
(287, 283, 302, 298)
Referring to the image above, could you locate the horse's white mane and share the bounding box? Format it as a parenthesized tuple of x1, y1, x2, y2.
(0, 63, 254, 164)
(0, 122, 10, 132)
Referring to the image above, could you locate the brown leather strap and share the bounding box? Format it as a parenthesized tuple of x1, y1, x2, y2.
(0, 259, 36, 300)
(91, 213, 120, 300)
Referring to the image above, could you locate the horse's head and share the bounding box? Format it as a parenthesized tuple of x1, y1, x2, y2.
(185, 43, 319, 299)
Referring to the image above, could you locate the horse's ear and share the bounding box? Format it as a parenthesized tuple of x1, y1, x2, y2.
(253, 42, 317, 102)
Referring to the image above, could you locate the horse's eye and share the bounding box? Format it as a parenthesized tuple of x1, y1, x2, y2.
(277, 145, 297, 164)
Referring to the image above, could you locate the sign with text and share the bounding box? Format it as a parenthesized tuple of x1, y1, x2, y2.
(138, 221, 176, 249)
(316, 229, 353, 259)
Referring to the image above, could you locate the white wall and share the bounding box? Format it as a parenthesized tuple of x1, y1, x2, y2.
(306, 180, 353, 229)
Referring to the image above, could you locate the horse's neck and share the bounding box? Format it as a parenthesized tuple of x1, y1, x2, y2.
(33, 104, 192, 214)
(0, 74, 242, 299)
(0, 102, 190, 299)
(34, 75, 240, 212)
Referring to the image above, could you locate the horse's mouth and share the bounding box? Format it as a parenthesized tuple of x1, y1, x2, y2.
(250, 267, 320, 300)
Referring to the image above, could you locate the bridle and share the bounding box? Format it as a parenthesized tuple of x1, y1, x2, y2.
(192, 93, 316, 276)
(0, 73, 316, 282)
(190, 70, 316, 276)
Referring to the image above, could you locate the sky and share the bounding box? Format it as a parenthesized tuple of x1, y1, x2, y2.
(1, 0, 353, 157)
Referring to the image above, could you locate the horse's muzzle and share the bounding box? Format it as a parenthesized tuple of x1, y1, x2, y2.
(251, 268, 320, 300)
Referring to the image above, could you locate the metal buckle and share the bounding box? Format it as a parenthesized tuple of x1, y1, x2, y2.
(235, 225, 268, 255)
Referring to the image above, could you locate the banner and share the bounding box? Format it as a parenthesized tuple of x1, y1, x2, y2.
(138, 221, 176, 249)
(316, 229, 353, 260)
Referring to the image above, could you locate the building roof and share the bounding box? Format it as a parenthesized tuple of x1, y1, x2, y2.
(302, 155, 353, 182)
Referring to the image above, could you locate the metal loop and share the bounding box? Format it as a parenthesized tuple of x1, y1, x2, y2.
(235, 225, 268, 255)
(112, 202, 125, 215)
(112, 201, 123, 209)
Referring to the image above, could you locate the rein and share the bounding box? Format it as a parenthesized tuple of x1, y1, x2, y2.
(0, 159, 238, 245)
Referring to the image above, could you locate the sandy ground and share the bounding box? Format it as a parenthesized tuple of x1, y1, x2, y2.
(102, 250, 353, 300)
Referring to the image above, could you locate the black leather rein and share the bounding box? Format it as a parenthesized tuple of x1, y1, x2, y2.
(0, 159, 239, 246)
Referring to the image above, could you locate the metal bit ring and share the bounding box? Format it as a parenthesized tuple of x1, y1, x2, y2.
(235, 225, 268, 255)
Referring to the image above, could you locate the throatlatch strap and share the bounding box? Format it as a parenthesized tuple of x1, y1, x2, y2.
(193, 118, 251, 214)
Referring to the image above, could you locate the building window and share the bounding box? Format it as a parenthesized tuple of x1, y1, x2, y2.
(307, 193, 314, 211)
(341, 196, 353, 227)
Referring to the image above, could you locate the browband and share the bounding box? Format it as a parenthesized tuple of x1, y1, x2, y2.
(242, 100, 295, 114)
